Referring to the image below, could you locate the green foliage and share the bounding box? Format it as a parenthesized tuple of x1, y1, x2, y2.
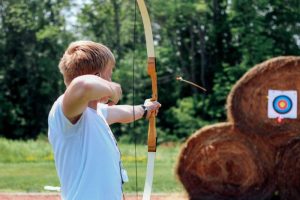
(0, 0, 71, 139)
(165, 97, 211, 141)
(77, 0, 134, 61)
(205, 63, 248, 120)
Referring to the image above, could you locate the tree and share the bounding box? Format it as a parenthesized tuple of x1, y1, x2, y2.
(0, 0, 72, 139)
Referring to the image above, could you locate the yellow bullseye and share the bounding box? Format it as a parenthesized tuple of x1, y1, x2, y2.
(279, 101, 287, 108)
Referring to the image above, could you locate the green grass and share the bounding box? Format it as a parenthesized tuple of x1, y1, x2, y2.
(0, 162, 59, 192)
(0, 138, 184, 193)
(0, 137, 54, 163)
(120, 143, 184, 192)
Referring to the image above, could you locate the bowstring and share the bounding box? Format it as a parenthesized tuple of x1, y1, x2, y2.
(132, 0, 139, 199)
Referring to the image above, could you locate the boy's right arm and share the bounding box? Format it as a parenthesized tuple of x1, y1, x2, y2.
(62, 75, 121, 123)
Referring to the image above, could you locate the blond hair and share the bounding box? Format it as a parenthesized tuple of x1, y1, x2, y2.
(59, 41, 115, 84)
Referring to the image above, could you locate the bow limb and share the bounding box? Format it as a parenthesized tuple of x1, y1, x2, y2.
(136, 0, 157, 199)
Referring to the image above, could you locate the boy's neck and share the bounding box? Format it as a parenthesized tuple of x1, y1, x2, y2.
(88, 101, 97, 110)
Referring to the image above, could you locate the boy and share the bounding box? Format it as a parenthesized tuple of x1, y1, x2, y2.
(48, 41, 161, 200)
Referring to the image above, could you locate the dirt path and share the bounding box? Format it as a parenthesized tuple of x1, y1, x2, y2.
(0, 193, 188, 200)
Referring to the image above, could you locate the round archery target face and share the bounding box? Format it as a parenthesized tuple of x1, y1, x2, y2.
(268, 90, 297, 119)
(272, 95, 293, 114)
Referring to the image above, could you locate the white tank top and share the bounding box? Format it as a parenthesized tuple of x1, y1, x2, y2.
(48, 95, 123, 200)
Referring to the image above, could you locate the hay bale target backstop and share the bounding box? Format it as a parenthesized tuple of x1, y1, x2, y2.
(176, 56, 300, 200)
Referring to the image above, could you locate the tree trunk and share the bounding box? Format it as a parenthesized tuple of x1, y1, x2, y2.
(111, 0, 122, 61)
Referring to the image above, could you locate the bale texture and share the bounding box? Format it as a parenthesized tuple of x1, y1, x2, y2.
(276, 137, 300, 200)
(176, 123, 275, 200)
(227, 56, 300, 141)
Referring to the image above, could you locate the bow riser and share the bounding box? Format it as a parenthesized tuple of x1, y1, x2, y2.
(147, 57, 157, 153)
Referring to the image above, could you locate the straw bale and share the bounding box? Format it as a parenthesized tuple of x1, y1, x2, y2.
(276, 137, 300, 200)
(176, 123, 275, 200)
(227, 56, 300, 140)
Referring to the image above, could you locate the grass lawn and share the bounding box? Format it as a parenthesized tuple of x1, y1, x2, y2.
(0, 138, 184, 193)
(0, 162, 59, 192)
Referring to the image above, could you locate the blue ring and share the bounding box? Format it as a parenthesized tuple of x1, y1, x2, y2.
(272, 95, 292, 114)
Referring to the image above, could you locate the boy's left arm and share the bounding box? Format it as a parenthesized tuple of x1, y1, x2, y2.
(106, 101, 161, 125)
